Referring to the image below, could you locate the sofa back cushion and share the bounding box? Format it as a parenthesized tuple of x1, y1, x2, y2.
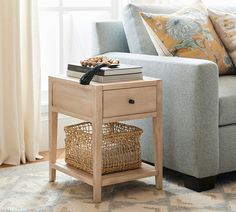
(122, 3, 236, 56)
(92, 21, 130, 55)
(122, 4, 179, 55)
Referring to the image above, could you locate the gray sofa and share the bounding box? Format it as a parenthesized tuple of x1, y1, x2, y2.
(92, 4, 236, 191)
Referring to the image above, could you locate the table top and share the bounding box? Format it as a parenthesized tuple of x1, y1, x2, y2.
(49, 74, 161, 90)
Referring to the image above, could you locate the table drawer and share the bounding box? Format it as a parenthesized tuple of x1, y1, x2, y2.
(52, 82, 93, 118)
(103, 86, 156, 117)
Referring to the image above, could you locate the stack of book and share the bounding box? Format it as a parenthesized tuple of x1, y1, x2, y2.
(67, 63, 143, 83)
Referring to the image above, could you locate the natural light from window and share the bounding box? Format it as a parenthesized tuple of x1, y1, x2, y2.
(38, 0, 127, 108)
(38, 0, 236, 109)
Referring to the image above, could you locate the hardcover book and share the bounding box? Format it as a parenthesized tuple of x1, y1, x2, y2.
(66, 70, 143, 83)
(67, 63, 143, 76)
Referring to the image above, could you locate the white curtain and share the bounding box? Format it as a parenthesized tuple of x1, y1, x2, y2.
(0, 0, 41, 165)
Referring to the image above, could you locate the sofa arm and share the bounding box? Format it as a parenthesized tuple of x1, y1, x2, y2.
(104, 52, 219, 178)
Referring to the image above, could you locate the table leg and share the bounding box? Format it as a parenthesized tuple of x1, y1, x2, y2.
(153, 80, 163, 189)
(92, 87, 103, 203)
(153, 116, 163, 189)
(49, 111, 58, 182)
(92, 121, 103, 203)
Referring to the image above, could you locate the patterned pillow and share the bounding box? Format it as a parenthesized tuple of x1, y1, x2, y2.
(208, 9, 236, 70)
(140, 2, 234, 75)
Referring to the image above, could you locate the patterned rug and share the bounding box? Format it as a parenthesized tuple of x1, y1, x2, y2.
(0, 162, 236, 212)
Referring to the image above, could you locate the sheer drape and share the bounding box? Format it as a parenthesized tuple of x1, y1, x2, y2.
(0, 0, 41, 165)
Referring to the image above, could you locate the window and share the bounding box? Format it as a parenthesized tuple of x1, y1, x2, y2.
(38, 0, 128, 109)
(157, 0, 236, 4)
(39, 0, 236, 110)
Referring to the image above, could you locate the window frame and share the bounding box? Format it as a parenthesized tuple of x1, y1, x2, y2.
(39, 0, 121, 113)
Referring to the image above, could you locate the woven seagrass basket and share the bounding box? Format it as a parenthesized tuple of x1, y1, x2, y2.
(64, 122, 143, 175)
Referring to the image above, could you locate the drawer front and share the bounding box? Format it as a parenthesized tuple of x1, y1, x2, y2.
(103, 86, 156, 117)
(52, 82, 93, 118)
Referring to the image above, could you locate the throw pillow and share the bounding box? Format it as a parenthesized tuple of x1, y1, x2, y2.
(208, 9, 236, 70)
(140, 2, 234, 75)
(122, 4, 180, 55)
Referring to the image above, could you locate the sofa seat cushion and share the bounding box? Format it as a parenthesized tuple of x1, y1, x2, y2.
(219, 75, 236, 126)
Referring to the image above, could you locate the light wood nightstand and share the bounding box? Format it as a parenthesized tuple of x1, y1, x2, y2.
(48, 75, 163, 203)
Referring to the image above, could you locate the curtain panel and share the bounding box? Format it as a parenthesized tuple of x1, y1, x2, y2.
(0, 0, 41, 165)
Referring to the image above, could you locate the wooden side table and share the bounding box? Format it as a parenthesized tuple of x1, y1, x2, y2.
(48, 75, 163, 203)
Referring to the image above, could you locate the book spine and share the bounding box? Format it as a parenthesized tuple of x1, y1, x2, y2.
(67, 64, 89, 73)
(67, 70, 83, 78)
(67, 70, 143, 83)
(68, 64, 143, 76)
(68, 64, 106, 76)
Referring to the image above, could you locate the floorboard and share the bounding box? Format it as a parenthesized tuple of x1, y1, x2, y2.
(0, 148, 65, 168)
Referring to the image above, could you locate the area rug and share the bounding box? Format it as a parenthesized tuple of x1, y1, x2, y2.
(0, 162, 236, 212)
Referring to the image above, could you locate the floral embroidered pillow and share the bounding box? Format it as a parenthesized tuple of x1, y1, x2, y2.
(140, 2, 234, 75)
(208, 9, 236, 71)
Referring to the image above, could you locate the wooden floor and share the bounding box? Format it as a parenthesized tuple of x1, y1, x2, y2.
(0, 149, 65, 169)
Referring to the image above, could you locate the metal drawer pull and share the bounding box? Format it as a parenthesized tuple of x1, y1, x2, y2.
(128, 99, 135, 104)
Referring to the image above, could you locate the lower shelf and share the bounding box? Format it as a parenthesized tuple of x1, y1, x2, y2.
(102, 163, 157, 186)
(50, 161, 93, 185)
(50, 160, 158, 186)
